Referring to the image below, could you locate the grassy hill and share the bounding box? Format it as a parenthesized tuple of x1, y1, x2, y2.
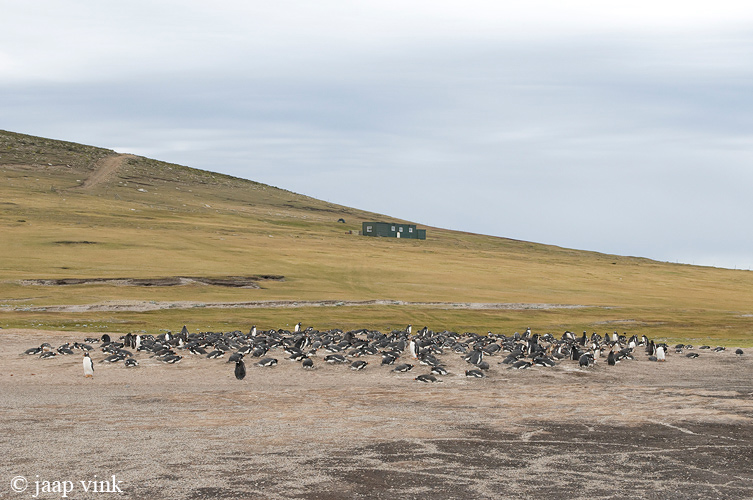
(1, 129, 752, 345)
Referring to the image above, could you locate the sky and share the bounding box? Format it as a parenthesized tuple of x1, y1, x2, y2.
(2, 0, 753, 269)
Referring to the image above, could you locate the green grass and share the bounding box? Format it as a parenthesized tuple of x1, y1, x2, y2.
(1, 129, 753, 345)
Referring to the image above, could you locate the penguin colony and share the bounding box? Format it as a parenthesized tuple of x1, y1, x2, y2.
(21, 325, 744, 380)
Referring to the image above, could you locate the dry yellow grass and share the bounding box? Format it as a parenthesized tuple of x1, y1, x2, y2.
(1, 130, 752, 345)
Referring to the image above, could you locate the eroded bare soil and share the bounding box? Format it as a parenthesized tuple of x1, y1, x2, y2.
(1, 329, 752, 499)
(18, 275, 285, 288)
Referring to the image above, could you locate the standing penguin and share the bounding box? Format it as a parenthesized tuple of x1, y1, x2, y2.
(234, 358, 246, 380)
(647, 340, 656, 356)
(83, 352, 94, 378)
(656, 345, 666, 362)
(408, 339, 418, 359)
(607, 349, 616, 366)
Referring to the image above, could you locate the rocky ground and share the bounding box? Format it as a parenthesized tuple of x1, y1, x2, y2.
(2, 328, 752, 499)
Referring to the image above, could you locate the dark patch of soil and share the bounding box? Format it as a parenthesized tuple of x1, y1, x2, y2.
(19, 275, 285, 288)
(292, 423, 753, 499)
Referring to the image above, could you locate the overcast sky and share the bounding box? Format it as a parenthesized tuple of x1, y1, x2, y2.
(2, 1, 753, 269)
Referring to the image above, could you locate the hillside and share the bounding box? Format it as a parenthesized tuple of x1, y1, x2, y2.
(1, 129, 752, 344)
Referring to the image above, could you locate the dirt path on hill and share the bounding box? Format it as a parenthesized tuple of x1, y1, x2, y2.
(79, 153, 136, 190)
(0, 300, 592, 313)
(1, 328, 752, 499)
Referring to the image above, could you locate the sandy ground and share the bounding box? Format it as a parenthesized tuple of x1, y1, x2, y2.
(1, 328, 752, 499)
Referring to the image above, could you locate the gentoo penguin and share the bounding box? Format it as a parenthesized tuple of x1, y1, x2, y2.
(101, 334, 111, 343)
(483, 343, 502, 356)
(464, 349, 484, 366)
(392, 363, 414, 373)
(656, 345, 666, 362)
(251, 347, 267, 358)
(102, 353, 125, 363)
(234, 358, 246, 380)
(302, 357, 314, 369)
(257, 357, 278, 367)
(324, 354, 347, 364)
(287, 350, 307, 362)
(381, 353, 397, 365)
(350, 360, 368, 371)
(578, 353, 593, 368)
(465, 369, 485, 378)
(592, 345, 602, 360)
(250, 325, 257, 337)
(735, 348, 744, 356)
(228, 352, 244, 363)
(570, 346, 582, 361)
(189, 345, 207, 355)
(510, 359, 532, 370)
(408, 339, 418, 359)
(686, 352, 699, 358)
(294, 322, 302, 333)
(532, 356, 555, 367)
(83, 352, 94, 378)
(406, 325, 412, 335)
(124, 358, 139, 367)
(607, 349, 616, 366)
(431, 365, 449, 376)
(415, 374, 440, 383)
(419, 353, 440, 367)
